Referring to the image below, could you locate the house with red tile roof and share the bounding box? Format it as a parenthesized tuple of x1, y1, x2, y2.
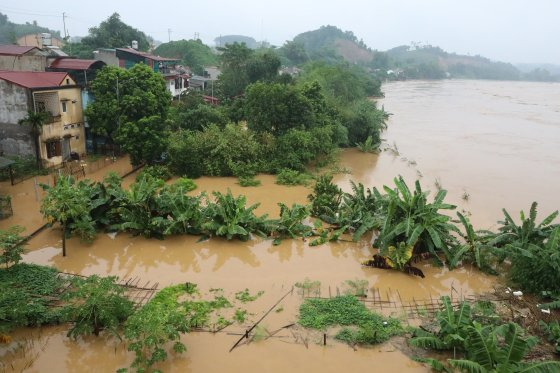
(0, 71, 86, 166)
(0, 45, 48, 72)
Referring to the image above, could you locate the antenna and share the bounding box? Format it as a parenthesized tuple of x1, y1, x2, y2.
(168, 29, 172, 42)
(194, 32, 200, 40)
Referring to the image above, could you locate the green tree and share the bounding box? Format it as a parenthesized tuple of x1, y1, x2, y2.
(18, 110, 50, 167)
(0, 226, 26, 268)
(82, 13, 150, 51)
(154, 39, 218, 75)
(245, 82, 313, 135)
(86, 64, 171, 148)
(40, 176, 94, 257)
(115, 115, 169, 166)
(280, 40, 309, 65)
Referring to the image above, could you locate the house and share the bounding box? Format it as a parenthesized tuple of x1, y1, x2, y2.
(47, 58, 107, 87)
(0, 71, 86, 167)
(93, 47, 189, 98)
(17, 33, 65, 49)
(0, 45, 48, 72)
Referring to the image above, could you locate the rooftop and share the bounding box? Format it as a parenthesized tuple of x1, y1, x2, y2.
(116, 48, 179, 62)
(0, 45, 41, 56)
(49, 58, 106, 70)
(0, 70, 69, 89)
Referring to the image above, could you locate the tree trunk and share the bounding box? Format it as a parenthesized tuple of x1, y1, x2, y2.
(62, 222, 67, 257)
(34, 134, 42, 169)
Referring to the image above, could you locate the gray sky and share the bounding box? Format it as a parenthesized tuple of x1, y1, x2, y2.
(2, 0, 559, 64)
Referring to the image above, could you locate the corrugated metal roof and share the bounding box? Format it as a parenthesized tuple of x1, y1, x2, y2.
(116, 48, 179, 62)
(0, 45, 40, 56)
(0, 70, 69, 89)
(49, 58, 106, 70)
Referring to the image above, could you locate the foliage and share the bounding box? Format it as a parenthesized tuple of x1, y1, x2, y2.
(374, 176, 458, 266)
(40, 175, 96, 253)
(0, 12, 61, 44)
(237, 176, 261, 187)
(298, 295, 402, 345)
(235, 289, 264, 303)
(154, 39, 218, 75)
(71, 13, 151, 57)
(294, 278, 321, 297)
(449, 212, 497, 272)
(86, 64, 171, 143)
(0, 264, 65, 333)
(356, 135, 380, 153)
(409, 296, 560, 372)
(116, 116, 169, 166)
(0, 226, 26, 268)
(343, 279, 369, 297)
(270, 203, 312, 245)
(491, 203, 559, 294)
(170, 101, 228, 132)
(234, 309, 248, 323)
(343, 99, 388, 146)
(539, 321, 560, 355)
(308, 174, 343, 218)
(63, 275, 134, 339)
(167, 124, 263, 178)
(137, 165, 172, 182)
(202, 191, 269, 241)
(124, 285, 190, 373)
(275, 169, 312, 186)
(18, 110, 51, 166)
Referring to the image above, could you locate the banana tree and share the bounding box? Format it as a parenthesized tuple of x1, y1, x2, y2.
(363, 241, 425, 278)
(375, 176, 458, 266)
(269, 203, 312, 245)
(449, 212, 497, 272)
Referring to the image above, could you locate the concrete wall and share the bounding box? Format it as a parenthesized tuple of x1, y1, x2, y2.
(93, 49, 119, 67)
(0, 55, 47, 72)
(0, 80, 34, 156)
(17, 34, 65, 49)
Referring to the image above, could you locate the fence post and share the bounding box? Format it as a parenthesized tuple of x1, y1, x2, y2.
(34, 177, 39, 201)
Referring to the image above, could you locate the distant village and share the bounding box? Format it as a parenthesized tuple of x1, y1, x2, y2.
(0, 32, 220, 168)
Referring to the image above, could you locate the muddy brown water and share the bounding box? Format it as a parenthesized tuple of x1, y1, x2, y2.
(2, 80, 560, 372)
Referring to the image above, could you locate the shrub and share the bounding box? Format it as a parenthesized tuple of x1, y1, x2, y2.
(63, 275, 134, 338)
(136, 165, 172, 182)
(275, 169, 312, 186)
(0, 226, 26, 268)
(237, 176, 261, 187)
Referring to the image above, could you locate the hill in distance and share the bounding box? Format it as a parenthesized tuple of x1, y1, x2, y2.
(0, 12, 62, 44)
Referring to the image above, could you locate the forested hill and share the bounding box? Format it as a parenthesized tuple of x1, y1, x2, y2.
(0, 12, 61, 44)
(153, 39, 218, 75)
(281, 25, 558, 82)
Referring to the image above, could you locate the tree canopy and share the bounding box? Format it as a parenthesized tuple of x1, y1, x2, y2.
(154, 39, 218, 75)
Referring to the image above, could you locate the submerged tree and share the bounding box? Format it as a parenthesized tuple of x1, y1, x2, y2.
(18, 110, 50, 168)
(0, 225, 26, 268)
(40, 176, 94, 256)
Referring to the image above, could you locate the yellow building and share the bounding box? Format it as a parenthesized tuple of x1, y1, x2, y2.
(0, 71, 85, 167)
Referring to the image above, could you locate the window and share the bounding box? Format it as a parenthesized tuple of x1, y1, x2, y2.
(61, 102, 67, 113)
(66, 79, 70, 85)
(36, 101, 47, 113)
(46, 140, 61, 158)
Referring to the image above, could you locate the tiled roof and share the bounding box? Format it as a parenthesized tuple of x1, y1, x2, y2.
(49, 58, 105, 70)
(0, 45, 40, 56)
(116, 48, 179, 62)
(0, 70, 69, 88)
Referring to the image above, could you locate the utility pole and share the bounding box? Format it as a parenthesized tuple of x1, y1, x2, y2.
(194, 32, 199, 40)
(168, 29, 172, 42)
(62, 12, 68, 39)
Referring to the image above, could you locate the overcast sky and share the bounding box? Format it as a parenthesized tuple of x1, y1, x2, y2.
(2, 0, 559, 64)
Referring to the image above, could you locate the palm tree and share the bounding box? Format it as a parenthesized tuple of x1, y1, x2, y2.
(18, 110, 50, 168)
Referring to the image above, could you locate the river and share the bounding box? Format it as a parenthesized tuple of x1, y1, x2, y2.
(2, 79, 559, 372)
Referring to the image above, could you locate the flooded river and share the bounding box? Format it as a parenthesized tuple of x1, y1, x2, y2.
(2, 80, 559, 372)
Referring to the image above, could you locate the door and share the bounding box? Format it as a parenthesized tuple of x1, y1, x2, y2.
(62, 137, 71, 160)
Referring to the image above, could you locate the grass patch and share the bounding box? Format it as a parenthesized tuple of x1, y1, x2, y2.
(235, 289, 264, 303)
(298, 295, 402, 345)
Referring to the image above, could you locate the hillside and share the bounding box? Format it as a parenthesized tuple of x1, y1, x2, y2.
(153, 39, 218, 75)
(0, 12, 62, 44)
(214, 35, 258, 49)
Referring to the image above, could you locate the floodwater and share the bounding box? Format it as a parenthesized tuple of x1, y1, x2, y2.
(2, 80, 560, 372)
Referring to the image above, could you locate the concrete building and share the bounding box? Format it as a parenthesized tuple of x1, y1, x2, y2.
(0, 71, 86, 166)
(17, 33, 65, 49)
(0, 45, 48, 72)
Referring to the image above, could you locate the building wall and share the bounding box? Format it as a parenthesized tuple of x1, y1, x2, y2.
(0, 55, 47, 72)
(0, 80, 34, 156)
(17, 34, 65, 48)
(37, 87, 86, 167)
(93, 49, 119, 67)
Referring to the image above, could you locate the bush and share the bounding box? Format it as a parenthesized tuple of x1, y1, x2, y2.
(0, 226, 26, 268)
(237, 176, 261, 187)
(275, 169, 312, 186)
(136, 165, 172, 182)
(63, 275, 134, 338)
